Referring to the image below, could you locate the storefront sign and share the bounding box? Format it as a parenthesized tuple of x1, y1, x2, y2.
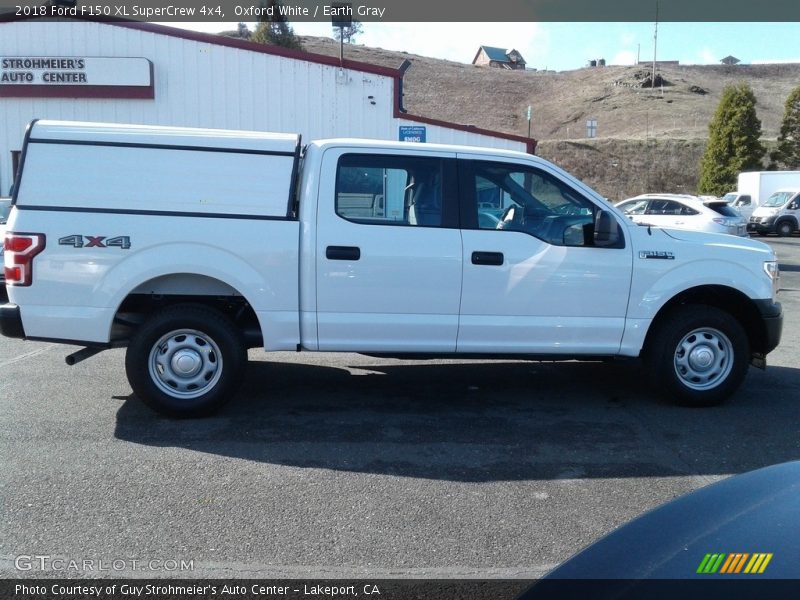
(0, 57, 154, 98)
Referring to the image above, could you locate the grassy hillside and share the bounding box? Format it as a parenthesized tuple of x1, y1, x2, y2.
(536, 139, 706, 201)
(294, 36, 798, 196)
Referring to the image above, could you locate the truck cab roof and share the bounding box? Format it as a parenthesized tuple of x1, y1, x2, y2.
(307, 137, 540, 161)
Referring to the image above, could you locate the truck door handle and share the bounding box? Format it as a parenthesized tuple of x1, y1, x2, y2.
(326, 246, 361, 261)
(471, 251, 504, 266)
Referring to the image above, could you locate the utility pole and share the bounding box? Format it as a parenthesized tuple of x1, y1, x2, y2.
(526, 105, 532, 138)
(331, 3, 352, 66)
(652, 0, 659, 90)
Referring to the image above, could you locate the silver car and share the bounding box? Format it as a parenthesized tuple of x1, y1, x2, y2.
(616, 194, 748, 237)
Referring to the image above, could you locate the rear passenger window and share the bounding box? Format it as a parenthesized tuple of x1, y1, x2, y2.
(336, 155, 443, 227)
(646, 200, 689, 215)
(708, 204, 739, 217)
(680, 205, 700, 216)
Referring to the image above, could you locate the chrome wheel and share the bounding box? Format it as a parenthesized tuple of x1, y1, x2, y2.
(148, 329, 223, 399)
(673, 327, 733, 391)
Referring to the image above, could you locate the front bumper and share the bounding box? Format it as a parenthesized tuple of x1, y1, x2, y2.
(0, 303, 25, 339)
(747, 223, 772, 234)
(747, 217, 777, 234)
(753, 299, 782, 355)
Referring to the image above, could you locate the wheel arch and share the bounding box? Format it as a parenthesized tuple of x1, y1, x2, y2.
(642, 284, 767, 357)
(109, 272, 264, 347)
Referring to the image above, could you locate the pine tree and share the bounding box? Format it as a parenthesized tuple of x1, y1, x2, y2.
(698, 82, 765, 196)
(251, 0, 303, 50)
(770, 86, 800, 169)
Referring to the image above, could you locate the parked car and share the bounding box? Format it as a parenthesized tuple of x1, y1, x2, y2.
(520, 461, 800, 598)
(616, 194, 747, 237)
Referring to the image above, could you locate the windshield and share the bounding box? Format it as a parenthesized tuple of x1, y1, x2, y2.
(0, 199, 11, 224)
(763, 191, 795, 207)
(721, 193, 737, 203)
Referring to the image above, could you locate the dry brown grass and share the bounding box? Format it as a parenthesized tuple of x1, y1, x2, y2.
(536, 139, 707, 201)
(301, 36, 799, 140)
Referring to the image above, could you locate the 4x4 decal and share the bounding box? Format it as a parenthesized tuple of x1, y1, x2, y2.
(58, 235, 131, 249)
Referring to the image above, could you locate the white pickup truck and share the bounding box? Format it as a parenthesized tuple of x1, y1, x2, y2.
(2, 121, 783, 416)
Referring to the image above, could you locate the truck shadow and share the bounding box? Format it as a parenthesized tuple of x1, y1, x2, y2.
(113, 359, 800, 483)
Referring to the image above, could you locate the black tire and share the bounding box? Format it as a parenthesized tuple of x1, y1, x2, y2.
(776, 220, 794, 237)
(644, 305, 749, 407)
(125, 304, 246, 417)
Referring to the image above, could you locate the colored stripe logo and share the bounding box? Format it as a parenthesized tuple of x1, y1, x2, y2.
(697, 553, 773, 574)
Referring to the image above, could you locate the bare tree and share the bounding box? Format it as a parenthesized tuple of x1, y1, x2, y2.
(333, 20, 363, 44)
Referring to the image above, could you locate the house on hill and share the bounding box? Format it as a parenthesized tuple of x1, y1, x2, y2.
(720, 55, 741, 65)
(472, 46, 527, 70)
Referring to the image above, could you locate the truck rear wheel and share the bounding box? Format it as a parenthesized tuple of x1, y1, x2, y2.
(776, 220, 794, 237)
(125, 304, 246, 417)
(645, 305, 749, 407)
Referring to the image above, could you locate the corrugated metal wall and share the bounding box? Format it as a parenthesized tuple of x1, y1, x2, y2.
(0, 21, 526, 195)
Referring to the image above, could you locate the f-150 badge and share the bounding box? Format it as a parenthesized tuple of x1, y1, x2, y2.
(639, 250, 674, 260)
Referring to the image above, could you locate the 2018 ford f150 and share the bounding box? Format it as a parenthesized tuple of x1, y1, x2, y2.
(1, 121, 783, 416)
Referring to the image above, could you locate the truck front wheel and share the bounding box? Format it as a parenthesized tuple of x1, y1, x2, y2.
(776, 220, 795, 237)
(125, 304, 247, 417)
(645, 305, 749, 407)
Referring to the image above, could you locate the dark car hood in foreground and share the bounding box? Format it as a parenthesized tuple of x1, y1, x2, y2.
(521, 461, 800, 598)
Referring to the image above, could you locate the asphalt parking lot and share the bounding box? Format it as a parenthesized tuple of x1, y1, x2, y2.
(1, 235, 799, 580)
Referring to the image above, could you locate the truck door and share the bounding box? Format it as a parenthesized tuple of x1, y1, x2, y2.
(315, 148, 462, 352)
(456, 157, 632, 354)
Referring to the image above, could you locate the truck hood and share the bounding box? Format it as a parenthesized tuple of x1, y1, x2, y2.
(752, 206, 781, 217)
(659, 228, 774, 257)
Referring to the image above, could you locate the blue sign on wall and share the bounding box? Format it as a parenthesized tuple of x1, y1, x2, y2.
(399, 125, 426, 143)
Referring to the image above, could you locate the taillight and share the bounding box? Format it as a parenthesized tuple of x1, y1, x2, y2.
(4, 232, 46, 286)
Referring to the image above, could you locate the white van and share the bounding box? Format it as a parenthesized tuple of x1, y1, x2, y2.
(747, 189, 800, 236)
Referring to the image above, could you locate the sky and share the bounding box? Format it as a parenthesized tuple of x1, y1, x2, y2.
(169, 22, 800, 72)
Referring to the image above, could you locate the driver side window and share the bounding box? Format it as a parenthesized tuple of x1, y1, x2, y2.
(469, 161, 597, 247)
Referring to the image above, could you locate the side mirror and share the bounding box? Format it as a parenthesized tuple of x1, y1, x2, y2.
(594, 210, 620, 247)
